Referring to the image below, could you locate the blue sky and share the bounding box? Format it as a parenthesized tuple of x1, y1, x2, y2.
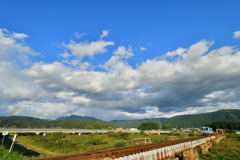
(1, 0, 240, 64)
(0, 0, 240, 120)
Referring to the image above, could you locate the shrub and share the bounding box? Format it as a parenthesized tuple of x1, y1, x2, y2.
(114, 142, 127, 147)
(107, 132, 117, 137)
(138, 122, 160, 130)
(116, 132, 129, 139)
(188, 132, 195, 136)
(88, 138, 108, 145)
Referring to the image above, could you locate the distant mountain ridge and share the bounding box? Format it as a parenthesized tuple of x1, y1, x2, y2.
(0, 116, 110, 129)
(110, 109, 240, 128)
(162, 109, 240, 127)
(0, 109, 239, 129)
(57, 115, 98, 120)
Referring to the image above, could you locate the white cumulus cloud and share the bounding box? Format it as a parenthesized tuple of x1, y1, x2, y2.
(233, 30, 240, 39)
(100, 30, 109, 39)
(140, 47, 147, 51)
(64, 40, 114, 58)
(0, 28, 37, 64)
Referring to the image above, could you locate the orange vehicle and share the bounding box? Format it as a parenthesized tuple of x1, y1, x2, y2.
(216, 129, 225, 135)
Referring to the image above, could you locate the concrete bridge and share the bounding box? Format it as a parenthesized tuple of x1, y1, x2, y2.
(0, 128, 171, 135)
(36, 134, 224, 160)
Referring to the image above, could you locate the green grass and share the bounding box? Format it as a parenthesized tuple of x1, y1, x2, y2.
(0, 146, 26, 160)
(16, 132, 191, 156)
(200, 134, 240, 160)
(12, 132, 240, 159)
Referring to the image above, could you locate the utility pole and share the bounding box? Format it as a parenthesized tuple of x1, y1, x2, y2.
(9, 134, 17, 153)
(1, 131, 8, 146)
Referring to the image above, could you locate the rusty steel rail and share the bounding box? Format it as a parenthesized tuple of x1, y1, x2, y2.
(32, 135, 221, 160)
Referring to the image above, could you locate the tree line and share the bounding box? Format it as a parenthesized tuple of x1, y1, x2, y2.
(208, 121, 240, 130)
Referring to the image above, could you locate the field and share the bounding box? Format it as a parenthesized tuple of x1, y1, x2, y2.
(200, 133, 240, 160)
(1, 132, 239, 160)
(16, 132, 193, 156)
(0, 146, 25, 160)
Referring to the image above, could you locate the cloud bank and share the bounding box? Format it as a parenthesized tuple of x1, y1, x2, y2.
(1, 28, 240, 120)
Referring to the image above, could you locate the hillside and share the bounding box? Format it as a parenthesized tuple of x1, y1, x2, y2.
(0, 109, 239, 129)
(52, 119, 111, 129)
(111, 109, 240, 128)
(110, 118, 166, 128)
(57, 115, 98, 121)
(0, 116, 111, 129)
(0, 116, 51, 128)
(162, 109, 240, 127)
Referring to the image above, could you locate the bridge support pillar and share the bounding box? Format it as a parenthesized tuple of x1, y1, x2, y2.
(212, 136, 224, 144)
(199, 141, 212, 154)
(183, 148, 199, 160)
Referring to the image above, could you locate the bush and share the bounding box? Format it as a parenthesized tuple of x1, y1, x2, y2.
(170, 132, 180, 136)
(138, 122, 160, 130)
(188, 132, 195, 136)
(107, 132, 117, 137)
(116, 132, 129, 139)
(224, 129, 235, 133)
(162, 125, 172, 130)
(88, 138, 108, 145)
(140, 130, 146, 135)
(47, 132, 66, 139)
(114, 142, 127, 147)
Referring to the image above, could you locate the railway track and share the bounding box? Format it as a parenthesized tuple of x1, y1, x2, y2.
(34, 136, 208, 160)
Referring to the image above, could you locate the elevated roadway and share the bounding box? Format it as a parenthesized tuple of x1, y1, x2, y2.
(0, 128, 171, 134)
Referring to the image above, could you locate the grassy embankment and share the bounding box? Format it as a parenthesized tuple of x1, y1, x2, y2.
(200, 133, 240, 160)
(0, 146, 26, 160)
(16, 132, 195, 156)
(2, 132, 240, 160)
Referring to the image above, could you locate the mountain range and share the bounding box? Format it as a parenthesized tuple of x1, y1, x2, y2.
(111, 109, 240, 128)
(0, 109, 239, 129)
(57, 115, 98, 121)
